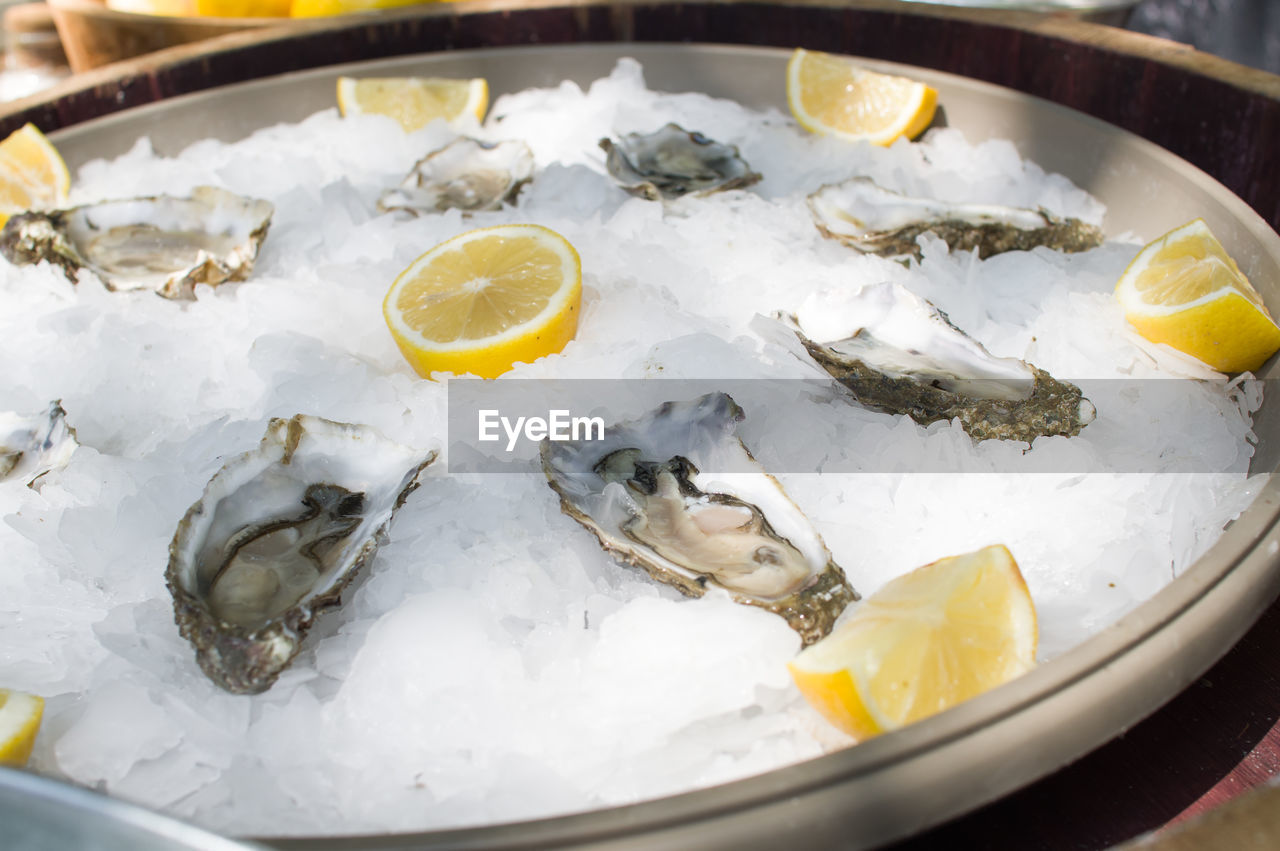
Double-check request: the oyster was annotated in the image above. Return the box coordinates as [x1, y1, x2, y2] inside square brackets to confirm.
[541, 393, 856, 645]
[808, 176, 1104, 259]
[600, 123, 761, 200]
[780, 282, 1094, 442]
[378, 138, 536, 215]
[0, 185, 274, 299]
[167, 415, 435, 694]
[0, 400, 77, 488]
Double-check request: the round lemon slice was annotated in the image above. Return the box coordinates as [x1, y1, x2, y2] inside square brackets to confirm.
[0, 688, 44, 767]
[1115, 218, 1280, 373]
[0, 123, 70, 228]
[786, 47, 938, 146]
[335, 75, 488, 133]
[383, 224, 582, 378]
[788, 544, 1037, 742]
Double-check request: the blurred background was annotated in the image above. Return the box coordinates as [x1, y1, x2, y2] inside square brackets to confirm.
[0, 0, 1277, 104]
[1128, 0, 1280, 73]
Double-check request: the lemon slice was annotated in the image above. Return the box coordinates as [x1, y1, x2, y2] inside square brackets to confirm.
[0, 124, 70, 229]
[1115, 218, 1280, 373]
[383, 224, 582, 378]
[786, 48, 938, 146]
[0, 689, 44, 767]
[291, 0, 432, 16]
[788, 544, 1036, 741]
[335, 76, 488, 133]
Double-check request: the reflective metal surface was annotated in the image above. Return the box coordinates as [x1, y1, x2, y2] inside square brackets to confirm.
[0, 767, 264, 851]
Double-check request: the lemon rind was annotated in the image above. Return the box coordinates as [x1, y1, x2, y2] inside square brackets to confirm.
[0, 689, 43, 765]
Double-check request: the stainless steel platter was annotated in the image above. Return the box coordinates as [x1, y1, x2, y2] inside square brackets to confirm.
[4, 15, 1280, 851]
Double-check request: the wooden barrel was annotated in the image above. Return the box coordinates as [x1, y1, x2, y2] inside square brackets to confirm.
[6, 0, 1278, 233]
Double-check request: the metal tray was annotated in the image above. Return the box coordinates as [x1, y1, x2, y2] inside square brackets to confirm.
[3, 5, 1280, 849]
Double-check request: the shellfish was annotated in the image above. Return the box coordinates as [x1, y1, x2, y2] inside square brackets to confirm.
[541, 393, 856, 645]
[600, 123, 761, 201]
[0, 401, 77, 488]
[166, 415, 435, 694]
[779, 282, 1095, 442]
[808, 177, 1104, 259]
[0, 185, 274, 299]
[378, 138, 535, 215]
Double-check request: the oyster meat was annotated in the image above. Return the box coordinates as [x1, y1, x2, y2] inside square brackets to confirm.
[808, 176, 1104, 259]
[0, 400, 77, 488]
[167, 415, 435, 694]
[541, 393, 856, 645]
[0, 185, 274, 299]
[378, 137, 536, 215]
[779, 282, 1095, 442]
[600, 123, 761, 201]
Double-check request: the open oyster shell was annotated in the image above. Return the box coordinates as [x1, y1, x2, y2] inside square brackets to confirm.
[0, 185, 274, 299]
[600, 123, 761, 201]
[167, 415, 436, 694]
[541, 393, 857, 645]
[808, 176, 1104, 259]
[0, 400, 77, 489]
[780, 282, 1095, 442]
[378, 137, 536, 215]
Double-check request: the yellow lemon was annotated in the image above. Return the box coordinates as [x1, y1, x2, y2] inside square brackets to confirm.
[335, 76, 488, 133]
[195, 0, 291, 16]
[0, 123, 70, 229]
[291, 0, 435, 16]
[788, 544, 1036, 742]
[383, 224, 582, 378]
[786, 47, 938, 146]
[1115, 218, 1280, 373]
[0, 689, 44, 767]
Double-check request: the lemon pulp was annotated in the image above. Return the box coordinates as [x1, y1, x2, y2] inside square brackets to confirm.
[383, 224, 582, 378]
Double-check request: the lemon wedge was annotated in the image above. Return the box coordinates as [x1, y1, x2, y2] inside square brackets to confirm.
[788, 544, 1036, 742]
[0, 124, 70, 229]
[786, 48, 937, 146]
[1115, 218, 1280, 373]
[335, 76, 487, 133]
[0, 689, 44, 767]
[383, 224, 582, 378]
[291, 0, 433, 16]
